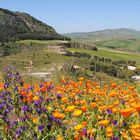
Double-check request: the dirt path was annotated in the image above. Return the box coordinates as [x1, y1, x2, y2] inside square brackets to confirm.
[6, 57, 31, 62]
[26, 72, 51, 78]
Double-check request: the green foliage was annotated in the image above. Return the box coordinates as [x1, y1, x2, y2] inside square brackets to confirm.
[68, 48, 140, 65]
[65, 51, 91, 59]
[0, 8, 70, 42]
[90, 61, 134, 80]
[65, 28, 140, 53]
[69, 41, 98, 51]
[0, 42, 21, 56]
[66, 48, 140, 81]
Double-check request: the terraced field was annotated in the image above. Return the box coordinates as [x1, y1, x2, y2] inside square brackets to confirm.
[68, 48, 140, 66]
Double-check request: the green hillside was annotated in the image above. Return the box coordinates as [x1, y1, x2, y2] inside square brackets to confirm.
[64, 28, 140, 41]
[64, 28, 140, 52]
[95, 39, 140, 52]
[0, 8, 69, 42]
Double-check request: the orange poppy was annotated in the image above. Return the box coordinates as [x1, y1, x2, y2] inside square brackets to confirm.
[106, 127, 113, 138]
[52, 112, 65, 119]
[21, 91, 27, 97]
[121, 108, 134, 117]
[81, 106, 87, 112]
[98, 120, 110, 126]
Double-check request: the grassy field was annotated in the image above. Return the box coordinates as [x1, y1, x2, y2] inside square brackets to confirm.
[0, 48, 129, 85]
[68, 48, 140, 66]
[69, 39, 140, 52]
[95, 39, 140, 51]
[65, 28, 140, 52]
[1, 40, 140, 85]
[0, 49, 93, 83]
[16, 40, 69, 45]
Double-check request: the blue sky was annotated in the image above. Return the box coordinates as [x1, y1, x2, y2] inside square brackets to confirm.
[0, 0, 140, 33]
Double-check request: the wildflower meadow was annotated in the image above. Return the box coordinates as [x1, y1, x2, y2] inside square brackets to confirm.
[0, 66, 140, 140]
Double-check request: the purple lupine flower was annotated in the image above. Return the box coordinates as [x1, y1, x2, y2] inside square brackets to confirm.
[4, 109, 9, 114]
[7, 97, 13, 102]
[10, 121, 16, 129]
[14, 86, 18, 91]
[66, 81, 69, 85]
[36, 108, 42, 114]
[38, 125, 45, 131]
[2, 115, 6, 121]
[120, 99, 125, 105]
[16, 72, 19, 75]
[42, 107, 47, 113]
[15, 129, 22, 137]
[22, 106, 28, 112]
[90, 137, 94, 140]
[56, 119, 63, 125]
[40, 96, 44, 102]
[111, 137, 119, 140]
[0, 95, 4, 98]
[8, 74, 14, 78]
[0, 101, 6, 105]
[47, 124, 53, 130]
[20, 81, 24, 86]
[7, 104, 13, 111]
[40, 84, 44, 88]
[82, 128, 87, 136]
[34, 101, 40, 106]
[0, 105, 3, 110]
[122, 122, 127, 127]
[47, 85, 54, 91]
[49, 116, 56, 121]
[7, 92, 11, 95]
[20, 126, 26, 132]
[112, 120, 118, 126]
[27, 107, 32, 112]
[57, 94, 62, 99]
[4, 83, 8, 89]
[20, 116, 28, 121]
[30, 86, 33, 90]
[46, 98, 54, 102]
[20, 116, 25, 121]
[106, 109, 112, 114]
[51, 137, 56, 140]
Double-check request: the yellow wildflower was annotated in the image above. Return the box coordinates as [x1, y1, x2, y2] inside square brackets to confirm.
[33, 96, 39, 101]
[98, 120, 109, 126]
[74, 124, 83, 131]
[72, 109, 82, 117]
[106, 127, 113, 138]
[65, 105, 75, 112]
[32, 117, 39, 124]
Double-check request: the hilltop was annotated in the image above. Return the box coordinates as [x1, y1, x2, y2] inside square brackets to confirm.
[64, 28, 140, 52]
[64, 28, 140, 41]
[0, 8, 69, 42]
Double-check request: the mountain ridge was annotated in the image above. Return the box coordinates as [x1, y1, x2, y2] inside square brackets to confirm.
[0, 8, 69, 42]
[64, 28, 140, 41]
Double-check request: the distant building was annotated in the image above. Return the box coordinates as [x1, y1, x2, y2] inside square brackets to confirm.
[127, 66, 136, 71]
[131, 75, 140, 81]
[48, 44, 66, 54]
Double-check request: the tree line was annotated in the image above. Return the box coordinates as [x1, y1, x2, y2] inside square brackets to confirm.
[65, 50, 140, 81]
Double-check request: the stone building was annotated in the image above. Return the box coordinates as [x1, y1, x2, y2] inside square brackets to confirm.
[47, 44, 66, 54]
